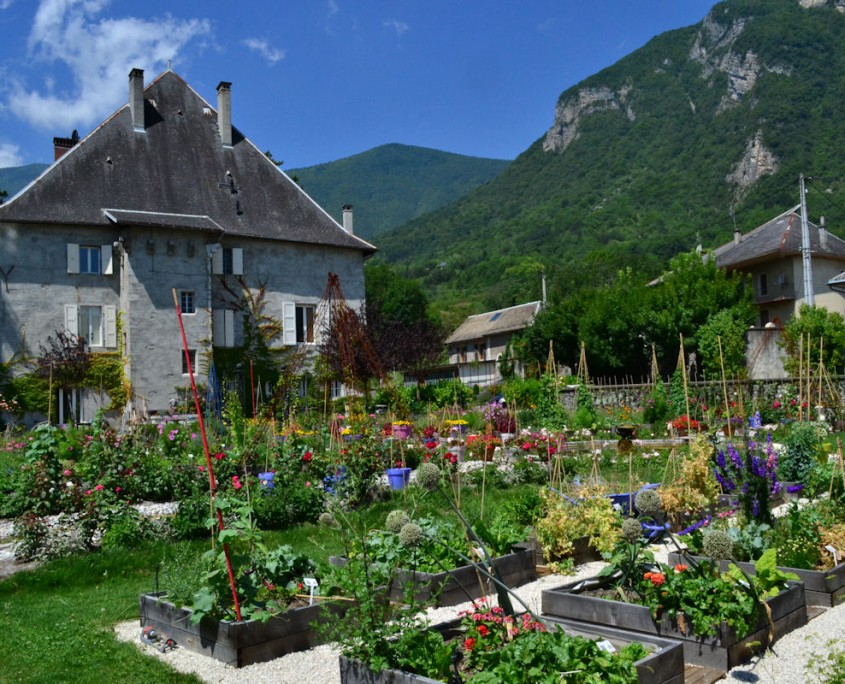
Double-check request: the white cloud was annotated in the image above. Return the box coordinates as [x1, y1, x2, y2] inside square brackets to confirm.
[243, 38, 286, 65]
[6, 0, 211, 130]
[0, 143, 23, 167]
[327, 0, 339, 17]
[0, 1, 15, 10]
[383, 19, 408, 37]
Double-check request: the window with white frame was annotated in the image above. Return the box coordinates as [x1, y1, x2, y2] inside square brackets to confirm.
[475, 342, 486, 362]
[181, 349, 197, 375]
[180, 290, 196, 314]
[283, 302, 318, 345]
[67, 243, 113, 275]
[64, 304, 117, 348]
[211, 247, 243, 275]
[330, 380, 343, 399]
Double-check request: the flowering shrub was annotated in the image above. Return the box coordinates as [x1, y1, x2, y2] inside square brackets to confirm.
[464, 434, 502, 460]
[713, 435, 780, 525]
[669, 415, 700, 432]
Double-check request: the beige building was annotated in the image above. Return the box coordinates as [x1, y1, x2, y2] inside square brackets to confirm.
[445, 301, 541, 387]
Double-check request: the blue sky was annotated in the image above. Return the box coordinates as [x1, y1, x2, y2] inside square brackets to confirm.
[0, 0, 716, 170]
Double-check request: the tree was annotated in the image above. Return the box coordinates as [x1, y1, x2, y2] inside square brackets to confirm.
[33, 330, 91, 421]
[697, 309, 751, 380]
[780, 304, 845, 377]
[364, 264, 445, 373]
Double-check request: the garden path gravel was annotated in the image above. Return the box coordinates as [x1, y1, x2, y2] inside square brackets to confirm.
[114, 546, 843, 683]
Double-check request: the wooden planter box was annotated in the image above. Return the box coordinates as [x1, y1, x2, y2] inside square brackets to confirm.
[338, 616, 684, 684]
[668, 551, 845, 608]
[139, 592, 339, 667]
[515, 535, 602, 569]
[391, 546, 536, 606]
[330, 546, 536, 608]
[541, 579, 807, 670]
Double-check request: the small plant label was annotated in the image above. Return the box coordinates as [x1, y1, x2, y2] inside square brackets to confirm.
[303, 577, 319, 605]
[596, 639, 616, 653]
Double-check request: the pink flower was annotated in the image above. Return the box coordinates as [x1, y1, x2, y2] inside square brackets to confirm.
[198, 465, 205, 472]
[63, 469, 72, 476]
[305, 481, 311, 487]
[115, 486, 121, 493]
[85, 489, 92, 496]
[232, 475, 242, 490]
[94, 484, 104, 491]
[214, 452, 225, 461]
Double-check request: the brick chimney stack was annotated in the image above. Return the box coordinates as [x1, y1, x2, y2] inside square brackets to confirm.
[53, 129, 79, 160]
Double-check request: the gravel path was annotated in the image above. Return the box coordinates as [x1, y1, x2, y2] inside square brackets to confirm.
[114, 547, 842, 683]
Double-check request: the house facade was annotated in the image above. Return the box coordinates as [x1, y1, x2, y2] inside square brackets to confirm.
[0, 68, 375, 422]
[712, 206, 845, 379]
[444, 301, 541, 387]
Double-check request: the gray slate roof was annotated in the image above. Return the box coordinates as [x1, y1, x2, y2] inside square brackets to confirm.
[713, 205, 845, 269]
[0, 70, 376, 254]
[445, 301, 541, 345]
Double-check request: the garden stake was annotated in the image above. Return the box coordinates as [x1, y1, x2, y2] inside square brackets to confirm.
[171, 289, 242, 622]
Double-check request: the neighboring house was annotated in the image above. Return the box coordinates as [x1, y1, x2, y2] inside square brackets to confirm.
[445, 301, 541, 387]
[0, 68, 375, 422]
[712, 205, 845, 379]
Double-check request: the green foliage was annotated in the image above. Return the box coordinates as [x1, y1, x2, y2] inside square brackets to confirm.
[806, 640, 845, 684]
[781, 304, 845, 377]
[290, 143, 510, 239]
[697, 308, 752, 380]
[781, 420, 824, 482]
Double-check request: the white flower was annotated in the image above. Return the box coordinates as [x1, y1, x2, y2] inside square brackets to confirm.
[66, 481, 75, 488]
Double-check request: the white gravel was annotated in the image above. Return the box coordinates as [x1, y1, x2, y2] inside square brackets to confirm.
[114, 545, 844, 683]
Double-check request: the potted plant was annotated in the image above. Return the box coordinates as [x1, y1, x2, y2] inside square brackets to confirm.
[391, 420, 414, 439]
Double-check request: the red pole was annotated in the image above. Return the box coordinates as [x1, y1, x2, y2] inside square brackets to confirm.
[172, 290, 242, 621]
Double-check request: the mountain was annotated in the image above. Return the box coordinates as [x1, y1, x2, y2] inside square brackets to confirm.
[289, 143, 510, 239]
[0, 163, 49, 199]
[374, 0, 845, 312]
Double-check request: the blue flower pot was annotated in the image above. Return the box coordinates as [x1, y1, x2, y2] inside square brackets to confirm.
[386, 467, 412, 490]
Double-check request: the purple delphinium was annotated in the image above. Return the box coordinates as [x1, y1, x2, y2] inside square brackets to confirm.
[678, 515, 712, 536]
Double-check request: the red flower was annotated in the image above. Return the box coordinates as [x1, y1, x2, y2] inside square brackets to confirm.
[214, 452, 225, 461]
[302, 451, 312, 462]
[644, 571, 666, 587]
[477, 625, 489, 637]
[673, 564, 688, 573]
[464, 637, 476, 651]
[425, 440, 438, 449]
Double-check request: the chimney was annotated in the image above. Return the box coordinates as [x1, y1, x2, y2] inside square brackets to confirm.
[217, 81, 232, 146]
[820, 216, 828, 249]
[733, 229, 742, 244]
[129, 68, 145, 131]
[53, 129, 79, 160]
[342, 205, 354, 235]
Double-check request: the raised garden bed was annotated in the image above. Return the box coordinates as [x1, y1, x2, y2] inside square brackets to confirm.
[541, 579, 807, 670]
[668, 551, 845, 608]
[139, 592, 341, 667]
[392, 545, 536, 606]
[338, 616, 685, 684]
[331, 545, 536, 608]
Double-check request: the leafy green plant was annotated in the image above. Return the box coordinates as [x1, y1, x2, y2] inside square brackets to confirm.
[806, 640, 845, 683]
[780, 420, 824, 483]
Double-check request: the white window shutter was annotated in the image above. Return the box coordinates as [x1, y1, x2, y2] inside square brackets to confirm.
[104, 306, 117, 347]
[283, 302, 296, 345]
[65, 304, 79, 336]
[315, 301, 329, 345]
[102, 244, 113, 275]
[67, 244, 80, 274]
[232, 248, 243, 275]
[211, 248, 223, 274]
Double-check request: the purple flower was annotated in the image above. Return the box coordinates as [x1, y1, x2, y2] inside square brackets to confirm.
[787, 484, 804, 493]
[678, 515, 712, 536]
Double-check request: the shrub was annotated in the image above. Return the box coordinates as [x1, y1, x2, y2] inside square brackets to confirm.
[780, 421, 824, 483]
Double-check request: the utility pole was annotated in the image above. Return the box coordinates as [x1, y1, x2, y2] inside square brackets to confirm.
[800, 174, 815, 306]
